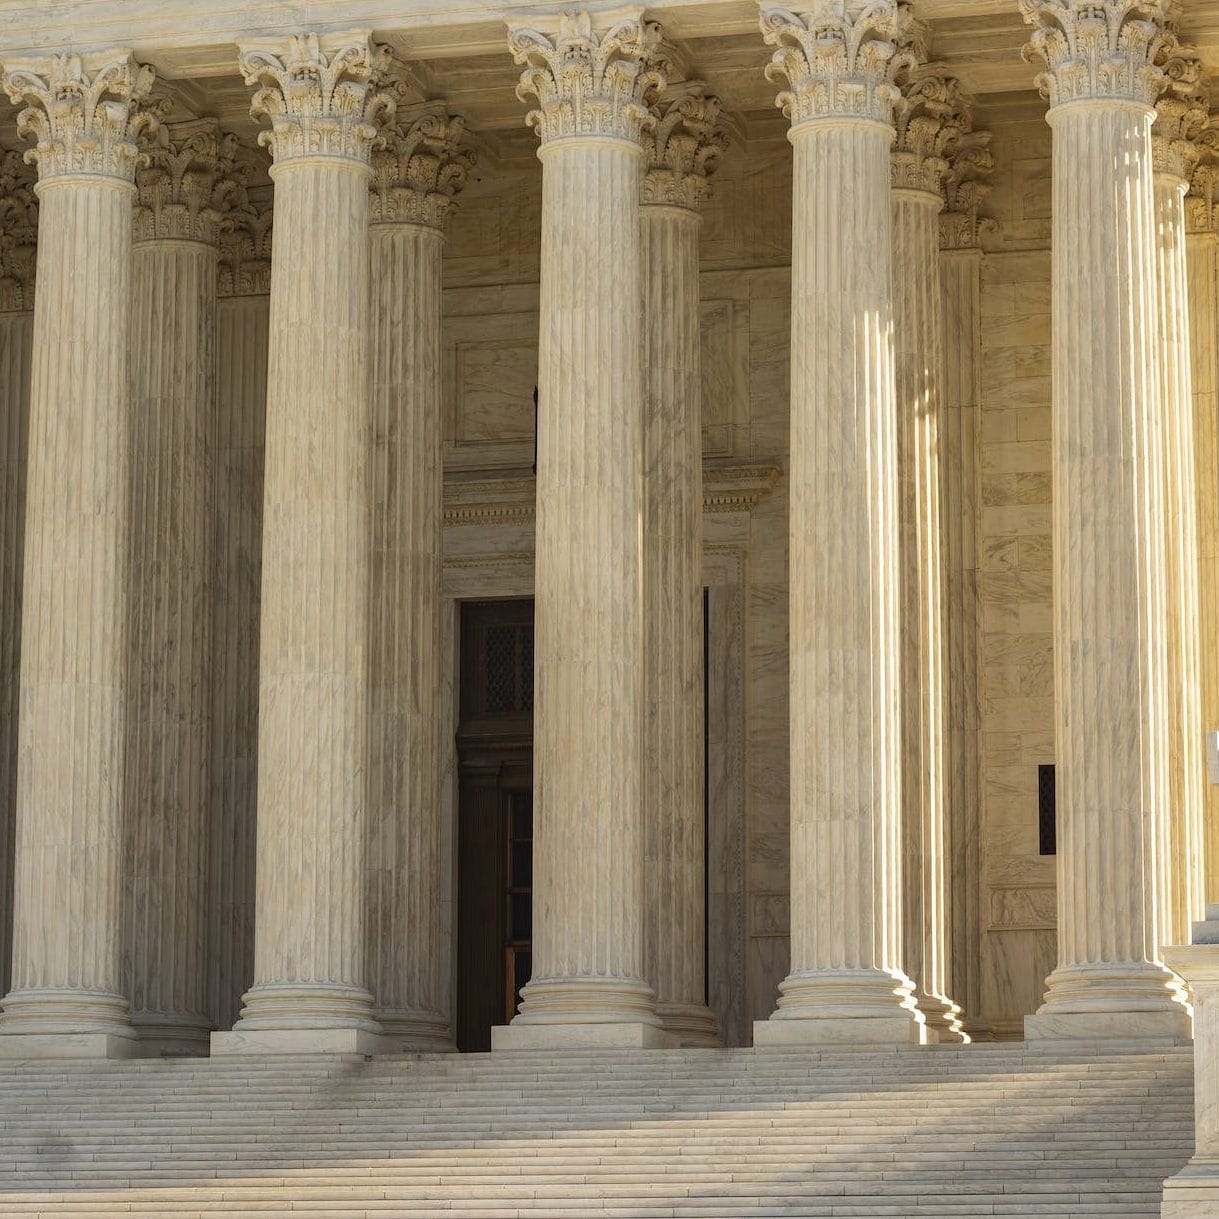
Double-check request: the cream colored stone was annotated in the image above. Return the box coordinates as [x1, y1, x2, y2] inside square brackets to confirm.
[0, 49, 155, 1054]
[1019, 0, 1190, 1040]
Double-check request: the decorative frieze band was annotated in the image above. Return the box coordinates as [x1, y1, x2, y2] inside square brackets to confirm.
[0, 150, 37, 311]
[641, 83, 730, 211]
[759, 1, 914, 127]
[370, 103, 475, 229]
[1019, 0, 1177, 109]
[135, 118, 246, 244]
[508, 10, 667, 145]
[238, 31, 394, 164]
[1, 50, 158, 182]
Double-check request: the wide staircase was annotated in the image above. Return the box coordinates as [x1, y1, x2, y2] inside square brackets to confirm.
[0, 1042, 1195, 1218]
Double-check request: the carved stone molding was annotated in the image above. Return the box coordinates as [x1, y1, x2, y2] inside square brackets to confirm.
[238, 31, 394, 164]
[508, 10, 667, 145]
[134, 118, 247, 244]
[758, 1, 915, 127]
[1019, 0, 1177, 109]
[441, 463, 781, 528]
[1152, 54, 1211, 185]
[1, 50, 157, 182]
[641, 83, 730, 211]
[891, 64, 973, 197]
[370, 103, 475, 229]
[939, 130, 995, 249]
[0, 149, 37, 311]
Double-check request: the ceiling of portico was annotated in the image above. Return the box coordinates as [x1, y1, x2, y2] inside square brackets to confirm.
[1, 0, 1218, 150]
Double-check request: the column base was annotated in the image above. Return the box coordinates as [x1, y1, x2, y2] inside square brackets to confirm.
[915, 990, 969, 1043]
[211, 1027, 397, 1056]
[492, 1021, 679, 1050]
[753, 1014, 930, 1047]
[1161, 1162, 1219, 1217]
[374, 1008, 456, 1053]
[656, 1001, 721, 1048]
[1024, 1009, 1192, 1044]
[0, 1032, 140, 1060]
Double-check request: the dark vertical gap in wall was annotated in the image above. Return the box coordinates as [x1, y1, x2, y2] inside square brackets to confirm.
[1037, 764, 1056, 856]
[704, 587, 710, 1007]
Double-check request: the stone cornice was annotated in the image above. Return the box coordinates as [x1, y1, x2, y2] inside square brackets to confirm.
[443, 462, 781, 527]
[758, 1, 915, 128]
[939, 129, 995, 249]
[1, 49, 158, 183]
[370, 102, 475, 229]
[134, 117, 247, 244]
[0, 149, 37, 312]
[891, 63, 973, 198]
[641, 83, 730, 211]
[1018, 0, 1177, 109]
[508, 9, 667, 146]
[238, 30, 395, 165]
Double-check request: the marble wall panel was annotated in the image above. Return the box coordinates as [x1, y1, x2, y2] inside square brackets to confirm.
[0, 311, 30, 1001]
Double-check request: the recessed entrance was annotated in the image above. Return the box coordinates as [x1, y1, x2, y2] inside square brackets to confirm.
[455, 597, 535, 1052]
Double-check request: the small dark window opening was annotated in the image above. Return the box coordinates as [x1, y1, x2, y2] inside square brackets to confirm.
[1038, 764, 1056, 856]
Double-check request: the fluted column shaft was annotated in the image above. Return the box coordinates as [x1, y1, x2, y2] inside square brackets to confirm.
[367, 219, 449, 1049]
[1025, 96, 1188, 1038]
[893, 187, 964, 1042]
[3, 174, 134, 1039]
[232, 156, 377, 1037]
[641, 201, 717, 1047]
[754, 114, 921, 1047]
[124, 236, 216, 1053]
[1153, 165, 1205, 945]
[503, 135, 659, 1040]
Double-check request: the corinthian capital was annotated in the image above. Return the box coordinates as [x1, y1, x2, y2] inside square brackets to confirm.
[370, 103, 475, 228]
[218, 186, 273, 298]
[0, 150, 37, 311]
[135, 118, 247, 244]
[508, 9, 668, 145]
[891, 65, 973, 197]
[1019, 0, 1178, 109]
[1152, 54, 1211, 183]
[758, 1, 915, 127]
[641, 84, 731, 211]
[1, 50, 157, 182]
[939, 130, 995, 249]
[238, 31, 394, 164]
[1187, 157, 1219, 234]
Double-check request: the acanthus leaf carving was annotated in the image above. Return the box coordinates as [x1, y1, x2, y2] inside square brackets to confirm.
[938, 129, 996, 249]
[891, 63, 974, 198]
[1, 49, 158, 182]
[0, 149, 37, 311]
[1018, 0, 1178, 108]
[641, 83, 733, 211]
[238, 31, 395, 164]
[1187, 150, 1219, 235]
[1151, 52, 1211, 184]
[508, 10, 668, 145]
[758, 1, 915, 127]
[217, 151, 273, 298]
[370, 101, 476, 229]
[134, 117, 248, 244]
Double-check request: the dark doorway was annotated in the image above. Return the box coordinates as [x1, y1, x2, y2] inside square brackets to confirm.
[456, 598, 534, 1052]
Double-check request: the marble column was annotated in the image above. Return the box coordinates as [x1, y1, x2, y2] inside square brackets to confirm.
[123, 120, 240, 1055]
[754, 2, 926, 1046]
[890, 64, 969, 1044]
[1152, 73, 1208, 948]
[1161, 946, 1219, 1215]
[1019, 0, 1190, 1040]
[640, 84, 726, 1049]
[494, 10, 671, 1050]
[366, 104, 472, 1052]
[0, 51, 156, 1058]
[1186, 165, 1219, 902]
[0, 152, 35, 1005]
[213, 32, 393, 1056]
[939, 133, 994, 1041]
